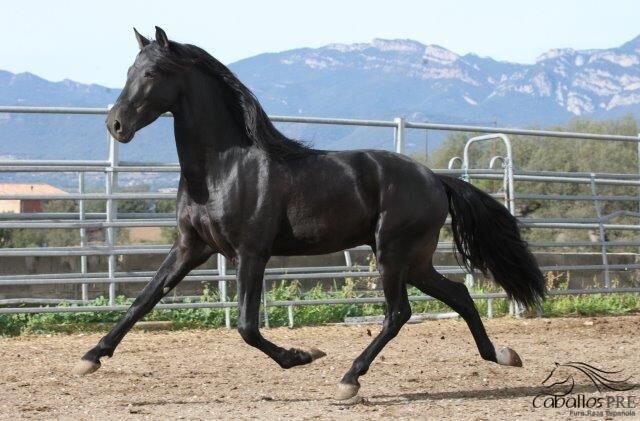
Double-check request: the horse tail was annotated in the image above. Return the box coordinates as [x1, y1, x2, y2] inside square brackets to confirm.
[436, 174, 545, 309]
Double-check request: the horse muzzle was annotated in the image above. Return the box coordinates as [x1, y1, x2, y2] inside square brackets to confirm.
[106, 111, 135, 143]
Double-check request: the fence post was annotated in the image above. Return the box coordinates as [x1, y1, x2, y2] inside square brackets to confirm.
[287, 305, 294, 328]
[590, 174, 610, 288]
[505, 150, 516, 216]
[217, 254, 231, 328]
[343, 250, 353, 268]
[394, 117, 406, 154]
[78, 173, 88, 302]
[106, 104, 118, 307]
[507, 151, 520, 316]
[637, 135, 640, 271]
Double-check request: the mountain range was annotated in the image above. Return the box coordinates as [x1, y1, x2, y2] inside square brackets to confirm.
[234, 35, 640, 126]
[1, 34, 639, 164]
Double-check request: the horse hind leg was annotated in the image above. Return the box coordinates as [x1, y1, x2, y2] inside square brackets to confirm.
[337, 254, 412, 400]
[408, 263, 522, 367]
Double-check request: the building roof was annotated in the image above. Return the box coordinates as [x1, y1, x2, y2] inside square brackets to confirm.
[0, 183, 68, 195]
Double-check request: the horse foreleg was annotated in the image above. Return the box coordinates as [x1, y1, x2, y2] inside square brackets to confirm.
[73, 237, 213, 375]
[236, 254, 325, 368]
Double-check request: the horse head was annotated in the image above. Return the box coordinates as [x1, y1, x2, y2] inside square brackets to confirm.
[106, 27, 184, 143]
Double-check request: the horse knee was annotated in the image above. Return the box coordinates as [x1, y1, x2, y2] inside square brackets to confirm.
[398, 305, 412, 325]
[383, 306, 411, 334]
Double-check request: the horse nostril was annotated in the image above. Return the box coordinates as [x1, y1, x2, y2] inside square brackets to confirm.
[113, 120, 121, 133]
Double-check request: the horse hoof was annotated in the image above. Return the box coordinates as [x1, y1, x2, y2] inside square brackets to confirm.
[307, 348, 326, 361]
[72, 359, 101, 375]
[335, 382, 360, 400]
[495, 346, 523, 367]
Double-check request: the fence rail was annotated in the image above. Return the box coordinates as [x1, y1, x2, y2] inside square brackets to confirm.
[0, 106, 639, 326]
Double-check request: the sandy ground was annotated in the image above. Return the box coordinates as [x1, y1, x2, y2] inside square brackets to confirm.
[0, 315, 638, 420]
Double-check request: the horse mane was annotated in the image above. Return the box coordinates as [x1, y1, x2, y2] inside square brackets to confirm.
[146, 41, 317, 160]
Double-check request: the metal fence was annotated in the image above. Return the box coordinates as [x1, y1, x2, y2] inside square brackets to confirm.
[0, 105, 639, 327]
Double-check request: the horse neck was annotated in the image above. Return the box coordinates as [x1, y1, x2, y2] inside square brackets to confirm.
[172, 70, 257, 170]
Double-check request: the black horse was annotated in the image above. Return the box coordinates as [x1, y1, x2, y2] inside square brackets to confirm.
[74, 27, 545, 400]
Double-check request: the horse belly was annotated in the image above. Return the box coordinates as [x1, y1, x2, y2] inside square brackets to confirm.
[272, 196, 375, 255]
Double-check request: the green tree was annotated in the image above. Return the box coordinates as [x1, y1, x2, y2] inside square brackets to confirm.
[427, 115, 639, 244]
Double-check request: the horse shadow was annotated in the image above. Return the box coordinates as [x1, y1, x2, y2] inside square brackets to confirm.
[261, 382, 638, 406]
[354, 382, 638, 406]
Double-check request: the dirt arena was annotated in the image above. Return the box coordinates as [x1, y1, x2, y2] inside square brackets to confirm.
[1, 315, 638, 420]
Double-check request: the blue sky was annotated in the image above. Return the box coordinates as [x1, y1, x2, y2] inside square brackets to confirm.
[1, 0, 638, 87]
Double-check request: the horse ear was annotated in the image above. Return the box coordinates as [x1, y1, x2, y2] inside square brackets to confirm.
[133, 28, 150, 50]
[155, 26, 170, 49]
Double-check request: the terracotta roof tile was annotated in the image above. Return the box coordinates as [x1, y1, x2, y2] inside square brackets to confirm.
[0, 183, 68, 195]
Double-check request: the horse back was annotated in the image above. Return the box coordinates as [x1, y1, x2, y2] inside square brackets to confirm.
[272, 150, 446, 255]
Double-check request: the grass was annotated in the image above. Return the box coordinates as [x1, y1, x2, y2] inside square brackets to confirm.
[0, 280, 638, 336]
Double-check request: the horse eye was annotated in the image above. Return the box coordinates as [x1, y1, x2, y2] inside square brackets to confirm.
[144, 71, 155, 78]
